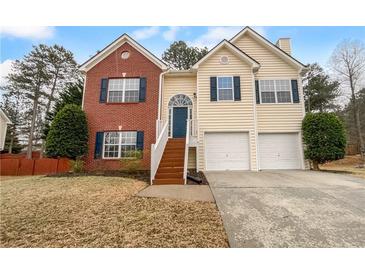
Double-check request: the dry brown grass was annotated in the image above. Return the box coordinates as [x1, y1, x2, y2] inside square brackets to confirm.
[320, 155, 365, 179]
[0, 176, 228, 248]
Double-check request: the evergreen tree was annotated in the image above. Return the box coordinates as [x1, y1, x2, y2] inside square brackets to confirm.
[43, 81, 83, 140]
[302, 113, 346, 170]
[162, 41, 208, 70]
[40, 44, 81, 157]
[303, 63, 340, 112]
[45, 104, 88, 159]
[5, 46, 51, 158]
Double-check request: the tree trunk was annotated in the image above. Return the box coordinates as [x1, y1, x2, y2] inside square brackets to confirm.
[350, 76, 364, 161]
[26, 95, 39, 159]
[8, 132, 14, 154]
[40, 69, 59, 158]
[312, 160, 320, 171]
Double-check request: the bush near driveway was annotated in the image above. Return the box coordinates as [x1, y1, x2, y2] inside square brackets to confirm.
[0, 176, 228, 248]
[302, 112, 346, 170]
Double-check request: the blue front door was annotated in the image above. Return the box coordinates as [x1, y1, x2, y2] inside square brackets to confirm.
[173, 107, 188, 138]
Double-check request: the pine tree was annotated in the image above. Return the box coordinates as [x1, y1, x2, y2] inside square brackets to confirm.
[303, 63, 340, 112]
[4, 47, 51, 158]
[162, 41, 208, 70]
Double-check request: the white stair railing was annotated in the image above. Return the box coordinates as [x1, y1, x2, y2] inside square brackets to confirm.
[156, 119, 165, 139]
[183, 119, 190, 184]
[189, 119, 198, 137]
[150, 120, 169, 184]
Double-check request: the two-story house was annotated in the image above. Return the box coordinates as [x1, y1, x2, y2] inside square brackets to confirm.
[80, 27, 306, 185]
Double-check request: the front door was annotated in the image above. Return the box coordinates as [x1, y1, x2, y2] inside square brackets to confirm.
[172, 107, 188, 138]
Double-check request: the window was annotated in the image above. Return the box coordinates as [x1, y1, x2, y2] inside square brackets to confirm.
[217, 76, 233, 101]
[275, 80, 291, 103]
[108, 78, 140, 103]
[103, 131, 137, 158]
[259, 79, 292, 103]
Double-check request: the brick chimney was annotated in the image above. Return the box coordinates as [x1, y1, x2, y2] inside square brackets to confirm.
[276, 38, 291, 55]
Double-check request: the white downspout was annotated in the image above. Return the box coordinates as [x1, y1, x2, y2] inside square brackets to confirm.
[158, 70, 169, 121]
[81, 73, 87, 110]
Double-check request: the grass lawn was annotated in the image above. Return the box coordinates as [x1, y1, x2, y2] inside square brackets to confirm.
[0, 175, 228, 248]
[320, 155, 365, 179]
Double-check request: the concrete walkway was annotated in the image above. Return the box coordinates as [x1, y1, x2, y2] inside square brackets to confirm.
[206, 170, 365, 248]
[137, 185, 215, 202]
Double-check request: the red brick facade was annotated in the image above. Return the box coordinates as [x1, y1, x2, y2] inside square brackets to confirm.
[83, 42, 162, 170]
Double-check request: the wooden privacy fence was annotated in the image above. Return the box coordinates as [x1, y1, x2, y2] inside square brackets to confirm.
[0, 158, 70, 176]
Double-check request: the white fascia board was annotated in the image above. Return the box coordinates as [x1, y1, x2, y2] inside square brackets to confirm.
[192, 40, 260, 70]
[80, 34, 168, 72]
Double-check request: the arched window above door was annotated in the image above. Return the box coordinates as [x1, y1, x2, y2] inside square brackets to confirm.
[168, 94, 192, 107]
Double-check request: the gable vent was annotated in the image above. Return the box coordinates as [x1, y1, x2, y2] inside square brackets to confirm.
[220, 56, 229, 64]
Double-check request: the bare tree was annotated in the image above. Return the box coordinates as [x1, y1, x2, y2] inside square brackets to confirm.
[329, 39, 365, 161]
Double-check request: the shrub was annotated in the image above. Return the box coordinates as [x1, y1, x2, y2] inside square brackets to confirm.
[302, 112, 346, 170]
[120, 150, 143, 174]
[70, 158, 85, 173]
[45, 104, 88, 159]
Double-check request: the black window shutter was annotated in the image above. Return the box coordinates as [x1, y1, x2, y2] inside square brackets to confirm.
[100, 78, 108, 103]
[139, 77, 147, 102]
[210, 77, 217, 101]
[291, 79, 299, 103]
[255, 80, 260, 104]
[233, 76, 241, 101]
[94, 132, 104, 159]
[136, 131, 144, 151]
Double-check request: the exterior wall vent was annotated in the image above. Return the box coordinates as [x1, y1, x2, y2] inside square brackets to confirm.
[220, 56, 229, 64]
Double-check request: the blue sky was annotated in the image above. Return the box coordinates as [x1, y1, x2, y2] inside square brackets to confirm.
[1, 26, 365, 84]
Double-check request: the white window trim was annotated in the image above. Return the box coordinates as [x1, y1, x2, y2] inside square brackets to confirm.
[102, 131, 137, 159]
[107, 78, 140, 103]
[259, 79, 292, 104]
[216, 76, 234, 102]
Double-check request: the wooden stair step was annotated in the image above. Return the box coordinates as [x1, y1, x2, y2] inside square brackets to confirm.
[162, 153, 184, 158]
[165, 144, 185, 149]
[153, 178, 184, 185]
[161, 155, 184, 161]
[168, 138, 185, 142]
[157, 167, 184, 173]
[155, 172, 183, 179]
[164, 147, 185, 151]
[159, 162, 184, 168]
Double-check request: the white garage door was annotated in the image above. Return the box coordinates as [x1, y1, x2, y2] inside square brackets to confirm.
[258, 133, 301, 170]
[205, 132, 250, 171]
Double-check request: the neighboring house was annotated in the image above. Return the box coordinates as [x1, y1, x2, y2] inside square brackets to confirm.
[0, 109, 12, 151]
[80, 27, 307, 184]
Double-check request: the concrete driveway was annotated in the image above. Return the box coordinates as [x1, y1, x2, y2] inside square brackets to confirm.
[205, 170, 365, 247]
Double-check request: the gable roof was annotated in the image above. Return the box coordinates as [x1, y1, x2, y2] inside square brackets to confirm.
[230, 27, 306, 69]
[79, 33, 168, 72]
[192, 39, 260, 70]
[0, 109, 12, 124]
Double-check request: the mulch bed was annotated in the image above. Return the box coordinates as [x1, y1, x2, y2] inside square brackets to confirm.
[187, 169, 209, 185]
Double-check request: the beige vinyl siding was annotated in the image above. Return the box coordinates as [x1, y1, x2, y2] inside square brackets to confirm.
[233, 34, 298, 78]
[197, 47, 257, 171]
[161, 75, 197, 123]
[233, 33, 305, 132]
[257, 105, 303, 132]
[188, 147, 197, 169]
